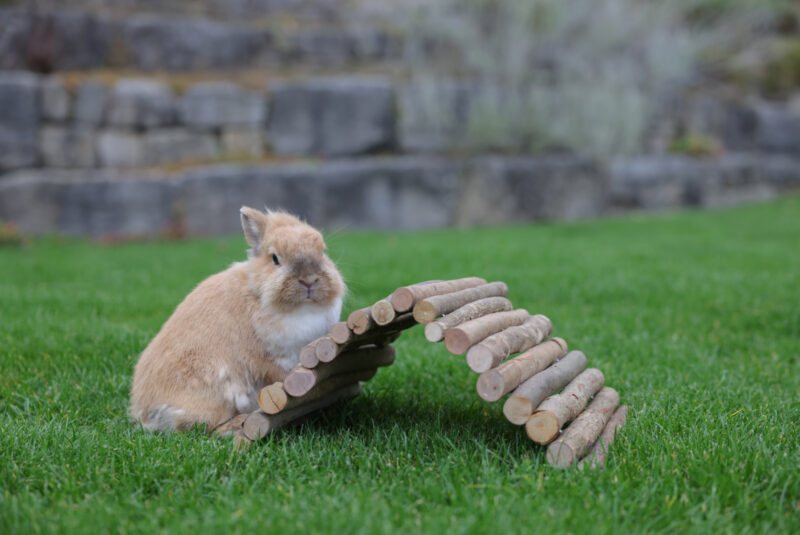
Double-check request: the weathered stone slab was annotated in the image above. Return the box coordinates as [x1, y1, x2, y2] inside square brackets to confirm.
[0, 71, 40, 171]
[268, 77, 395, 156]
[315, 157, 461, 229]
[399, 79, 473, 153]
[609, 156, 701, 210]
[178, 82, 266, 130]
[96, 130, 144, 167]
[40, 125, 97, 168]
[462, 156, 607, 224]
[108, 79, 175, 128]
[221, 127, 265, 157]
[752, 102, 800, 154]
[141, 129, 219, 165]
[41, 77, 70, 121]
[123, 15, 262, 71]
[74, 81, 108, 125]
[0, 169, 180, 238]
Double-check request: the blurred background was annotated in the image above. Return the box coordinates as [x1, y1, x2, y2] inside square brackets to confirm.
[0, 0, 799, 238]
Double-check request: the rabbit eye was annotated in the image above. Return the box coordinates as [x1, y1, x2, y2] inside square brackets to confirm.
[272, 254, 281, 266]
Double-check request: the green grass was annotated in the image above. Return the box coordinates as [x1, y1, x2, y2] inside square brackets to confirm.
[1, 197, 799, 534]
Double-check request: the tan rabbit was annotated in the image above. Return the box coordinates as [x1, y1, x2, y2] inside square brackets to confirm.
[129, 207, 345, 434]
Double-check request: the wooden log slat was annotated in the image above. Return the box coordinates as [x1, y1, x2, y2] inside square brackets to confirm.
[299, 337, 323, 368]
[525, 368, 605, 445]
[466, 314, 553, 373]
[390, 277, 487, 313]
[444, 309, 529, 355]
[371, 299, 396, 326]
[503, 350, 587, 425]
[283, 345, 396, 397]
[412, 282, 509, 324]
[242, 383, 363, 441]
[476, 337, 567, 402]
[424, 297, 513, 343]
[577, 405, 630, 470]
[329, 322, 352, 345]
[347, 307, 375, 335]
[258, 369, 378, 415]
[546, 387, 620, 468]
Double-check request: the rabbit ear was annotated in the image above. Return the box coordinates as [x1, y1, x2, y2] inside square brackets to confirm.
[240, 207, 268, 254]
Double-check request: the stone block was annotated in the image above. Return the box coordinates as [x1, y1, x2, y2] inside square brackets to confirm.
[97, 130, 144, 167]
[0, 71, 40, 171]
[41, 77, 70, 121]
[466, 157, 607, 223]
[40, 125, 96, 168]
[268, 76, 395, 156]
[178, 82, 266, 130]
[399, 79, 472, 153]
[0, 169, 181, 237]
[752, 102, 800, 154]
[141, 129, 220, 165]
[74, 81, 108, 125]
[123, 15, 262, 71]
[315, 157, 460, 229]
[609, 156, 700, 210]
[221, 127, 265, 157]
[108, 79, 175, 128]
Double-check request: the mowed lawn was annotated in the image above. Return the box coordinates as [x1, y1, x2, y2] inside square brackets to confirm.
[1, 197, 798, 534]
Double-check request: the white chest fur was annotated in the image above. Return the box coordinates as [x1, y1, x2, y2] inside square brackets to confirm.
[254, 297, 343, 371]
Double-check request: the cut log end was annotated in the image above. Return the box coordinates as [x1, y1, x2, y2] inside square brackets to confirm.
[546, 441, 577, 468]
[347, 309, 373, 335]
[371, 300, 396, 325]
[283, 368, 316, 397]
[257, 382, 288, 415]
[329, 322, 352, 345]
[315, 337, 339, 363]
[526, 411, 560, 445]
[465, 345, 495, 373]
[390, 287, 415, 313]
[502, 394, 533, 425]
[424, 322, 444, 343]
[299, 340, 320, 368]
[444, 329, 471, 355]
[412, 300, 437, 324]
[242, 411, 271, 441]
[476, 370, 507, 402]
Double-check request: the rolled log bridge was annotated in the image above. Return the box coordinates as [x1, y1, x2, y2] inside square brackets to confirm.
[299, 338, 323, 368]
[242, 382, 363, 441]
[578, 405, 630, 470]
[476, 337, 567, 402]
[546, 387, 620, 468]
[390, 277, 487, 313]
[444, 309, 529, 355]
[347, 307, 375, 335]
[412, 282, 509, 324]
[371, 299, 396, 326]
[466, 314, 553, 373]
[525, 368, 605, 445]
[258, 369, 378, 415]
[329, 322, 352, 345]
[424, 297, 513, 343]
[283, 345, 396, 397]
[503, 350, 587, 425]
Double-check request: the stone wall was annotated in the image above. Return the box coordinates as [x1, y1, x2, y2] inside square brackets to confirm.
[0, 6, 400, 73]
[1, 154, 798, 239]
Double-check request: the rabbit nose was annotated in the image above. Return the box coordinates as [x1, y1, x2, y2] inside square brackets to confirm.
[300, 277, 318, 289]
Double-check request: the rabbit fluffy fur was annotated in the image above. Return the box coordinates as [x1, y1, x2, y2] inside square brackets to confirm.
[129, 208, 345, 433]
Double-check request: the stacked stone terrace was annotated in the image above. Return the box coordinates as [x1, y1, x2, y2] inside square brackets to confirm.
[1, 1, 800, 238]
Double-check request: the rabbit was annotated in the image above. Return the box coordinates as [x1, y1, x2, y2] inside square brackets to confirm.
[129, 207, 345, 435]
